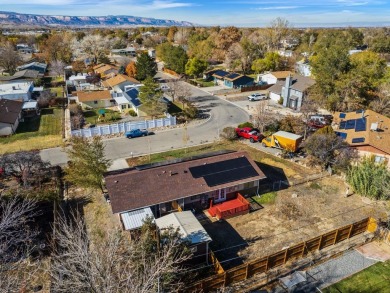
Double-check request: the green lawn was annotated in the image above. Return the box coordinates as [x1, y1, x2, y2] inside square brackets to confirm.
[83, 108, 120, 125]
[323, 261, 390, 293]
[193, 78, 215, 87]
[251, 192, 277, 205]
[50, 87, 64, 97]
[0, 108, 64, 154]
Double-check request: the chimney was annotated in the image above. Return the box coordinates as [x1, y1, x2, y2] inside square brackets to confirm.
[6, 107, 8, 112]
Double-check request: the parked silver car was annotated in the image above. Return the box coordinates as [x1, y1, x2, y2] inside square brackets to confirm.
[248, 93, 266, 101]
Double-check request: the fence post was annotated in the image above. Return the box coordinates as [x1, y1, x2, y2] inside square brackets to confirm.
[347, 224, 353, 239]
[245, 263, 250, 279]
[333, 229, 340, 245]
[283, 248, 288, 264]
[317, 235, 323, 250]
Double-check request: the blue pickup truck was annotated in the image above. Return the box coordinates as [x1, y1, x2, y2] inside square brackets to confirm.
[124, 129, 148, 138]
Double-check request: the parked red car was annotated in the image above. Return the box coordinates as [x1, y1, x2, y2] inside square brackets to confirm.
[235, 127, 264, 143]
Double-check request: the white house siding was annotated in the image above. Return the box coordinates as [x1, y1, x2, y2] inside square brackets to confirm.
[261, 74, 277, 85]
[270, 92, 281, 102]
[0, 121, 18, 136]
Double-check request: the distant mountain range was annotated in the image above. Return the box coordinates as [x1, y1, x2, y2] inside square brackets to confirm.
[0, 11, 194, 27]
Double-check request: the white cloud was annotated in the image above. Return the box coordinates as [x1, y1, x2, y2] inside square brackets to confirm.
[149, 0, 194, 9]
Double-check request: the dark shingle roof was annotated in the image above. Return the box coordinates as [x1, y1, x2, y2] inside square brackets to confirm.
[268, 81, 284, 94]
[290, 75, 315, 92]
[0, 99, 23, 124]
[104, 151, 266, 214]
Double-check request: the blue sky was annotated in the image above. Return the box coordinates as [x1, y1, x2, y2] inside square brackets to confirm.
[1, 0, 390, 27]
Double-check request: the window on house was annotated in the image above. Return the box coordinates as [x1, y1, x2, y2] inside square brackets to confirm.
[190, 246, 197, 253]
[375, 156, 385, 163]
[93, 100, 98, 104]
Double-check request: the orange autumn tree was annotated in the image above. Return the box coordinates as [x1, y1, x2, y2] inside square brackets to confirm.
[126, 61, 137, 78]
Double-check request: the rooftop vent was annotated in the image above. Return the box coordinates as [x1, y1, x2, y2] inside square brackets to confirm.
[370, 123, 378, 131]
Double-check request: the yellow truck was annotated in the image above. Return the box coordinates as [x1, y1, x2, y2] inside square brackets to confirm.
[261, 131, 303, 152]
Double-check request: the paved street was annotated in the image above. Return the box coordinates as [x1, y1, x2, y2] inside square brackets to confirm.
[40, 73, 249, 166]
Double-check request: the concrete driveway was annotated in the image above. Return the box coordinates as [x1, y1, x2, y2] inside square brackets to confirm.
[40, 72, 249, 167]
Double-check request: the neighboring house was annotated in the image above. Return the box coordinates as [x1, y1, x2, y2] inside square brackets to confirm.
[112, 87, 143, 116]
[257, 71, 292, 85]
[111, 47, 136, 57]
[223, 73, 253, 88]
[16, 44, 34, 54]
[94, 64, 118, 79]
[0, 99, 23, 136]
[16, 62, 47, 74]
[104, 150, 267, 230]
[67, 74, 88, 86]
[212, 70, 254, 88]
[102, 74, 140, 92]
[268, 74, 315, 110]
[333, 110, 390, 169]
[155, 211, 212, 264]
[0, 69, 42, 83]
[0, 82, 34, 101]
[75, 90, 114, 109]
[295, 59, 312, 77]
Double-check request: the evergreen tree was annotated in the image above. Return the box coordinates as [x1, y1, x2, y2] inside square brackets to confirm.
[135, 52, 157, 81]
[64, 136, 111, 191]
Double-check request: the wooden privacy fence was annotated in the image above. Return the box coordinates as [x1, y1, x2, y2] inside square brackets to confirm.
[240, 84, 272, 93]
[188, 217, 375, 292]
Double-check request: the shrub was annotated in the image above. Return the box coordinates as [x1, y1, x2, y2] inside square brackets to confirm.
[220, 126, 237, 141]
[347, 156, 390, 200]
[237, 122, 253, 128]
[278, 97, 284, 105]
[127, 109, 137, 117]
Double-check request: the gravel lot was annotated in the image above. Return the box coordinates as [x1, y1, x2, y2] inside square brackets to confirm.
[308, 250, 378, 289]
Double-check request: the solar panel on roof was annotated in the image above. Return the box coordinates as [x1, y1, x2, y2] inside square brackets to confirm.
[189, 157, 252, 178]
[355, 109, 363, 113]
[339, 121, 346, 129]
[226, 73, 240, 79]
[203, 165, 259, 187]
[345, 119, 356, 129]
[339, 113, 346, 118]
[355, 118, 366, 132]
[352, 137, 365, 143]
[336, 132, 347, 139]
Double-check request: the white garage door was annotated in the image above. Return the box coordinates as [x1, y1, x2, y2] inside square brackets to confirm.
[270, 92, 281, 102]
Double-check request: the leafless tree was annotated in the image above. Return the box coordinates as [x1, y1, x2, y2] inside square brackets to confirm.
[49, 60, 66, 77]
[167, 80, 191, 104]
[252, 100, 274, 133]
[370, 82, 390, 116]
[37, 90, 54, 108]
[72, 34, 112, 63]
[0, 42, 22, 75]
[300, 98, 319, 139]
[174, 28, 191, 45]
[50, 212, 191, 293]
[0, 151, 51, 188]
[0, 196, 39, 292]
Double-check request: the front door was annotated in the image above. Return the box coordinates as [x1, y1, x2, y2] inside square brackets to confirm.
[215, 188, 226, 203]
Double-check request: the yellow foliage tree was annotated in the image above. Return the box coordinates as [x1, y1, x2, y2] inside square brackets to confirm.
[125, 61, 137, 78]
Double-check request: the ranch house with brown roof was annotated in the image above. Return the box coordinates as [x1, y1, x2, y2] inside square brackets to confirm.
[104, 150, 267, 231]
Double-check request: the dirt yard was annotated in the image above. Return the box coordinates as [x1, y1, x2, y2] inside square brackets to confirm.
[203, 176, 389, 269]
